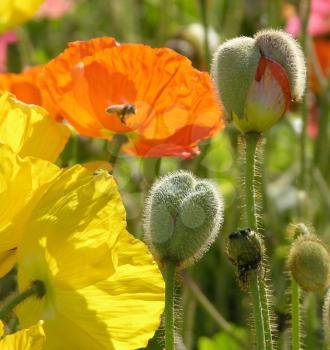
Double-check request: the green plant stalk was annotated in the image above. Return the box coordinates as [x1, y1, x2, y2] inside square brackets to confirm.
[259, 278, 274, 350]
[244, 133, 266, 350]
[165, 261, 176, 350]
[249, 270, 266, 350]
[0, 282, 43, 320]
[244, 133, 259, 230]
[291, 277, 301, 350]
[244, 133, 275, 349]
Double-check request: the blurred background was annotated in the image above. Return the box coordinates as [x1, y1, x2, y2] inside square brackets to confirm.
[1, 0, 330, 349]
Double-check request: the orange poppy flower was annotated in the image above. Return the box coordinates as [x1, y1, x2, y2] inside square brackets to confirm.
[39, 37, 224, 158]
[0, 65, 61, 120]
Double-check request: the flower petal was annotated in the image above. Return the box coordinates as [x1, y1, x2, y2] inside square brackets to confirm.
[0, 144, 60, 276]
[17, 231, 164, 350]
[0, 0, 44, 33]
[0, 322, 45, 350]
[0, 92, 69, 161]
[39, 37, 224, 158]
[17, 166, 126, 290]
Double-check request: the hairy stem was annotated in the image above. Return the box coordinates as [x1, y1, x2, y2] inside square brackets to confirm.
[244, 133, 274, 350]
[244, 133, 259, 230]
[165, 261, 176, 350]
[291, 277, 301, 350]
[259, 278, 274, 350]
[249, 270, 266, 350]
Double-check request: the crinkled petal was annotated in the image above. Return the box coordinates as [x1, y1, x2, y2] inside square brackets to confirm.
[17, 166, 126, 290]
[39, 37, 223, 158]
[0, 92, 69, 161]
[0, 322, 45, 350]
[17, 231, 164, 350]
[0, 144, 60, 276]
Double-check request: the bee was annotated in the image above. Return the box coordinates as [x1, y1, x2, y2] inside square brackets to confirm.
[106, 104, 136, 124]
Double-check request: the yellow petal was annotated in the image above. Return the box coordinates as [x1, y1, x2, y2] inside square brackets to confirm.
[0, 320, 4, 337]
[17, 166, 126, 291]
[0, 144, 60, 276]
[17, 231, 164, 350]
[0, 92, 70, 162]
[0, 0, 44, 32]
[0, 322, 45, 350]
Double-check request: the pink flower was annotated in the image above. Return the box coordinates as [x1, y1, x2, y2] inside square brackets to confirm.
[285, 0, 330, 37]
[37, 0, 74, 19]
[0, 32, 17, 72]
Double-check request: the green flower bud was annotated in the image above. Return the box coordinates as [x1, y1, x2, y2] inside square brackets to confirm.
[212, 29, 306, 133]
[226, 228, 264, 277]
[288, 235, 330, 292]
[143, 171, 224, 267]
[286, 222, 312, 240]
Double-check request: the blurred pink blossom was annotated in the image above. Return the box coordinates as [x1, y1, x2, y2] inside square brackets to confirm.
[0, 32, 17, 72]
[285, 0, 330, 37]
[37, 0, 74, 19]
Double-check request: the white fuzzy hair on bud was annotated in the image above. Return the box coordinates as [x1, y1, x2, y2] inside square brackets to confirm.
[143, 170, 224, 268]
[254, 29, 306, 101]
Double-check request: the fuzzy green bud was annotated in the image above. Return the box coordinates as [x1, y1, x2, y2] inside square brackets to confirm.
[212, 29, 306, 133]
[143, 171, 224, 267]
[227, 228, 264, 275]
[288, 235, 330, 292]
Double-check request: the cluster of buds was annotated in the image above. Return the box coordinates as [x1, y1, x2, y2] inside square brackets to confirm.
[143, 171, 224, 268]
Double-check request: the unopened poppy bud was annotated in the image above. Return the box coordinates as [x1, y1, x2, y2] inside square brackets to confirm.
[227, 228, 264, 274]
[212, 29, 306, 133]
[143, 171, 224, 267]
[288, 235, 330, 292]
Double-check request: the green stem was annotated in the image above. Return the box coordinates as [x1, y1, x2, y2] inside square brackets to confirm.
[165, 262, 176, 350]
[259, 279, 274, 350]
[108, 134, 128, 166]
[244, 133, 259, 230]
[244, 133, 274, 350]
[249, 270, 266, 350]
[0, 281, 44, 320]
[291, 277, 301, 350]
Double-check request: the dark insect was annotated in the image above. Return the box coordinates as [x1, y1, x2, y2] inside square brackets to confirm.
[106, 104, 136, 124]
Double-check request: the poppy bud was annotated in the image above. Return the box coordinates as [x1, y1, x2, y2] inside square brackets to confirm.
[212, 29, 306, 133]
[143, 171, 224, 267]
[288, 235, 330, 292]
[226, 228, 264, 283]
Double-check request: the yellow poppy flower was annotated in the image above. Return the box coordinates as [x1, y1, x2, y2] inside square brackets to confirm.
[15, 166, 165, 350]
[0, 0, 44, 33]
[0, 144, 61, 277]
[0, 92, 70, 162]
[0, 321, 45, 349]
